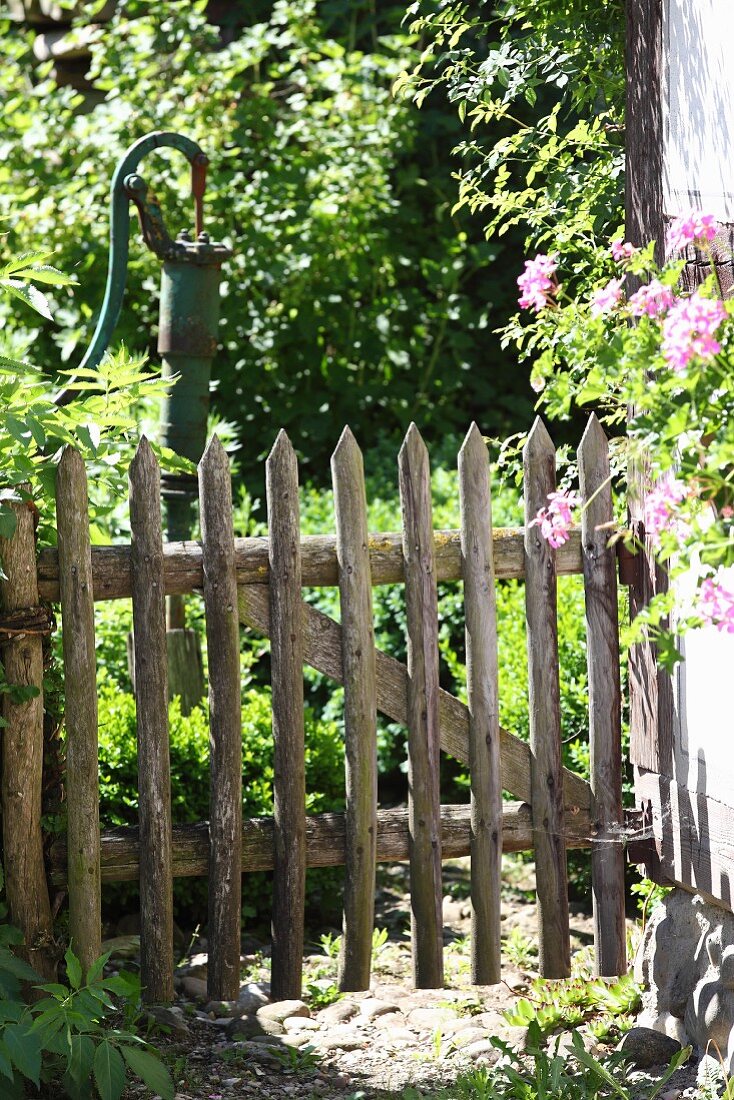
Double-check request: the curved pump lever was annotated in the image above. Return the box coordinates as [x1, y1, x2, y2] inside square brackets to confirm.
[54, 130, 209, 407]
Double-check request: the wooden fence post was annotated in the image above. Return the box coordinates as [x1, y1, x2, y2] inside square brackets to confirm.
[578, 414, 626, 977]
[267, 431, 306, 1001]
[458, 424, 502, 986]
[523, 418, 571, 979]
[331, 428, 377, 992]
[0, 489, 55, 979]
[130, 439, 174, 1004]
[399, 424, 444, 990]
[56, 447, 101, 976]
[199, 437, 243, 1001]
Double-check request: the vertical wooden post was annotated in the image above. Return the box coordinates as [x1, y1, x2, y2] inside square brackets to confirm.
[331, 427, 377, 992]
[458, 424, 502, 986]
[56, 447, 101, 976]
[523, 418, 571, 979]
[399, 424, 444, 990]
[129, 439, 174, 1004]
[267, 431, 306, 1001]
[0, 490, 54, 979]
[199, 437, 243, 1001]
[578, 415, 626, 977]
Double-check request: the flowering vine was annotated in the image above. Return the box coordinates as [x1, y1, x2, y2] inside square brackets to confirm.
[511, 209, 734, 659]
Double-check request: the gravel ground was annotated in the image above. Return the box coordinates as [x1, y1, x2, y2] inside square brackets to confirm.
[108, 859, 711, 1099]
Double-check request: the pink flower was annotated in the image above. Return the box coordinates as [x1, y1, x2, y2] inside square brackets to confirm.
[661, 292, 727, 372]
[529, 489, 580, 549]
[643, 475, 688, 547]
[721, 505, 734, 519]
[611, 240, 637, 262]
[517, 254, 558, 312]
[698, 571, 734, 634]
[590, 278, 623, 317]
[628, 279, 676, 318]
[666, 210, 719, 252]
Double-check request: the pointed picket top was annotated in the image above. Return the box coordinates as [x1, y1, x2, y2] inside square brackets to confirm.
[130, 434, 159, 481]
[398, 421, 429, 471]
[267, 428, 296, 467]
[458, 422, 488, 469]
[331, 425, 362, 468]
[523, 416, 555, 463]
[58, 442, 85, 483]
[578, 412, 608, 466]
[199, 433, 230, 478]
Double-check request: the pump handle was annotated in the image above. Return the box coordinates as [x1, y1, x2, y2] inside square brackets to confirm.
[54, 131, 208, 407]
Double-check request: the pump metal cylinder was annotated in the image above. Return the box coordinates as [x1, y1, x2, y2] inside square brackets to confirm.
[158, 232, 231, 544]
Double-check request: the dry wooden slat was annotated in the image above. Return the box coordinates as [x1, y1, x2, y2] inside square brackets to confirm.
[267, 432, 306, 1001]
[129, 438, 174, 1004]
[36, 528, 586, 601]
[238, 585, 592, 812]
[458, 425, 502, 986]
[56, 447, 101, 976]
[523, 418, 571, 979]
[199, 437, 243, 1001]
[399, 425, 443, 990]
[578, 415, 626, 977]
[331, 428, 377, 992]
[0, 490, 55, 979]
[48, 801, 593, 885]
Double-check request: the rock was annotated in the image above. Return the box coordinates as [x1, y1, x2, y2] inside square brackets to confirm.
[237, 986, 270, 1014]
[257, 999, 310, 1024]
[360, 999, 399, 1020]
[317, 1000, 359, 1025]
[226, 1014, 266, 1040]
[204, 999, 240, 1018]
[315, 1028, 368, 1052]
[451, 1027, 491, 1048]
[407, 1006, 458, 1030]
[618, 1027, 683, 1069]
[466, 1038, 500, 1060]
[100, 935, 140, 961]
[181, 976, 208, 1001]
[495, 1024, 528, 1051]
[283, 1016, 320, 1032]
[144, 1005, 190, 1039]
[372, 1011, 408, 1031]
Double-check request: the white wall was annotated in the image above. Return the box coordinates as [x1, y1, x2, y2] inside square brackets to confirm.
[664, 0, 734, 221]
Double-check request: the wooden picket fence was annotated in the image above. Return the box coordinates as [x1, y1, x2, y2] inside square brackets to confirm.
[0, 414, 627, 1005]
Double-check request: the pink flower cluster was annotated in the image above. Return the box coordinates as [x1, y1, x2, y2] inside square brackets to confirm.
[698, 571, 734, 634]
[666, 210, 718, 253]
[517, 254, 558, 311]
[611, 240, 637, 262]
[661, 291, 727, 372]
[628, 279, 675, 318]
[643, 475, 688, 547]
[590, 278, 623, 318]
[529, 489, 580, 549]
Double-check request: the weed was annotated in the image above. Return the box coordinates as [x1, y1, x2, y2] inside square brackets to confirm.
[304, 980, 342, 1009]
[502, 971, 640, 1040]
[502, 927, 538, 969]
[271, 1043, 321, 1072]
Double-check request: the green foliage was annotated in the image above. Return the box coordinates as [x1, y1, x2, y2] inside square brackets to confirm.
[403, 1, 625, 282]
[95, 674, 345, 924]
[0, 935, 173, 1100]
[394, 1025, 690, 1099]
[0, 0, 529, 483]
[502, 972, 640, 1041]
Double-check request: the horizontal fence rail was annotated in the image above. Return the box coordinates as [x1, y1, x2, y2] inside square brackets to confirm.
[1, 413, 627, 1005]
[35, 528, 586, 601]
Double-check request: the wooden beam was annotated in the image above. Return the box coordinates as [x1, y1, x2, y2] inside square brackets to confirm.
[36, 528, 586, 602]
[47, 802, 593, 886]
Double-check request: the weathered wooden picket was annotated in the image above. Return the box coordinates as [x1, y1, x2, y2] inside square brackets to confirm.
[0, 414, 627, 1006]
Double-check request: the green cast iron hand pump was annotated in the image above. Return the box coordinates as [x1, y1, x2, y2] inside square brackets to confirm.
[55, 130, 231, 556]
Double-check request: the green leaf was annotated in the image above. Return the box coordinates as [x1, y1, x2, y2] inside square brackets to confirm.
[65, 946, 83, 990]
[0, 509, 17, 540]
[86, 952, 111, 986]
[68, 1034, 96, 1087]
[93, 1040, 126, 1100]
[2, 280, 53, 321]
[121, 1045, 175, 1100]
[4, 1022, 41, 1087]
[0, 948, 42, 982]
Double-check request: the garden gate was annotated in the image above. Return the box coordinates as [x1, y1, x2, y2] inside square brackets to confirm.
[0, 415, 627, 1005]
